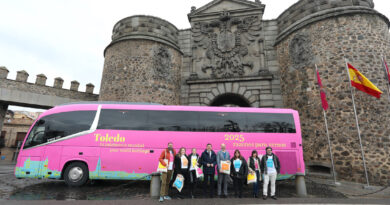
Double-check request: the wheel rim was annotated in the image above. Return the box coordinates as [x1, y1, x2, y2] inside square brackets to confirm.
[68, 167, 83, 182]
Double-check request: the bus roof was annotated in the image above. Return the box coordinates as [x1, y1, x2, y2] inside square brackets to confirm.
[59, 101, 162, 106]
[41, 102, 298, 118]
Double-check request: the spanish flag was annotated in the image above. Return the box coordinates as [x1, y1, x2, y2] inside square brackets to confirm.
[348, 63, 383, 99]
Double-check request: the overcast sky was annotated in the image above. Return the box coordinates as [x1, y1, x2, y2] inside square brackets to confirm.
[1, 0, 389, 111]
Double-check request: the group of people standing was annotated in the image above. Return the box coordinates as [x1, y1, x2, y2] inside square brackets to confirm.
[158, 142, 281, 202]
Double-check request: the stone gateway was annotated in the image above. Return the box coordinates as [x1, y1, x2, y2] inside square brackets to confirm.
[98, 0, 390, 185]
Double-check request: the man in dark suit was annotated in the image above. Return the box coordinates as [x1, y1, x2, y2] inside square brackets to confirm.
[200, 143, 217, 198]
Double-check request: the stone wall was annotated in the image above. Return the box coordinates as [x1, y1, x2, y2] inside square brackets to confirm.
[100, 16, 182, 105]
[178, 29, 192, 105]
[184, 0, 283, 107]
[2, 119, 32, 147]
[276, 10, 390, 185]
[107, 15, 180, 53]
[277, 0, 374, 36]
[0, 67, 98, 109]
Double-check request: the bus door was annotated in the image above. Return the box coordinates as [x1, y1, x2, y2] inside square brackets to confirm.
[17, 119, 46, 178]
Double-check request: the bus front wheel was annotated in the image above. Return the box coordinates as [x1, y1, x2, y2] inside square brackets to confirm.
[64, 162, 89, 187]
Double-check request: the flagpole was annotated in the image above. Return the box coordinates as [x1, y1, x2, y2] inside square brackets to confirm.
[315, 64, 337, 185]
[381, 55, 390, 102]
[344, 58, 370, 187]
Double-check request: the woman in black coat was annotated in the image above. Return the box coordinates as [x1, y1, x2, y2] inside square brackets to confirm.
[230, 149, 248, 198]
[173, 147, 190, 198]
[188, 148, 200, 198]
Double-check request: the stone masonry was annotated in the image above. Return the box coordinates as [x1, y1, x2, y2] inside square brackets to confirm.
[0, 67, 98, 109]
[99, 16, 182, 105]
[98, 0, 390, 185]
[0, 67, 98, 135]
[1, 0, 389, 185]
[275, 1, 390, 185]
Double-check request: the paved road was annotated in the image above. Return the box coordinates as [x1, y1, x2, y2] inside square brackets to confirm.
[1, 198, 390, 204]
[0, 163, 14, 176]
[1, 163, 389, 204]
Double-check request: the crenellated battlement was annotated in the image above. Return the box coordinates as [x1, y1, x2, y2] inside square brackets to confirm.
[275, 0, 389, 45]
[0, 66, 95, 94]
[104, 15, 181, 56]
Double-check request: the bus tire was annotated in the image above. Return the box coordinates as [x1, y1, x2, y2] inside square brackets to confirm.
[64, 162, 89, 187]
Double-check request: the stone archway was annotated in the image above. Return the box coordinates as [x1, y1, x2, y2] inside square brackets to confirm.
[210, 93, 251, 107]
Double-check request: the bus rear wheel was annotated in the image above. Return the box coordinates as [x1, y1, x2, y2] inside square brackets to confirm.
[64, 162, 89, 187]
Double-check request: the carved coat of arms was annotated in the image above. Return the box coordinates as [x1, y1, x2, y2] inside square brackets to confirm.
[192, 11, 262, 78]
[153, 46, 172, 80]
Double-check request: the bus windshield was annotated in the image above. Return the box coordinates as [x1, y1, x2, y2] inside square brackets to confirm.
[23, 111, 96, 149]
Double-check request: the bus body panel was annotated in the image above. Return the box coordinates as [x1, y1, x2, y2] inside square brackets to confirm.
[15, 146, 45, 178]
[42, 146, 63, 179]
[15, 104, 305, 181]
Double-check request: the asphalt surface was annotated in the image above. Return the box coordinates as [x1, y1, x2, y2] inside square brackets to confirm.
[1, 162, 390, 204]
[2, 198, 390, 204]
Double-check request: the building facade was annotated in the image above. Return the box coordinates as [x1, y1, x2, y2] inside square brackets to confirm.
[0, 111, 39, 162]
[99, 0, 390, 185]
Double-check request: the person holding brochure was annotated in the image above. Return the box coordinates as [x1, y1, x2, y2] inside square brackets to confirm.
[188, 148, 200, 198]
[172, 147, 190, 199]
[216, 143, 231, 198]
[247, 150, 262, 198]
[159, 142, 176, 202]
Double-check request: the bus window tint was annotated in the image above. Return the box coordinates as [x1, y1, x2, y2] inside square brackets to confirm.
[147, 111, 199, 131]
[24, 111, 96, 149]
[97, 109, 295, 133]
[246, 113, 296, 133]
[198, 112, 246, 132]
[97, 110, 148, 130]
[45, 111, 96, 140]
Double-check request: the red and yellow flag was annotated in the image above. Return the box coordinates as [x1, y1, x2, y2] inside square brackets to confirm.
[348, 63, 383, 98]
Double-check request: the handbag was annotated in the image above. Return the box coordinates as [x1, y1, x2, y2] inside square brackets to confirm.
[157, 151, 168, 173]
[247, 172, 257, 184]
[220, 160, 231, 175]
[173, 174, 185, 192]
[157, 159, 168, 173]
[195, 166, 204, 178]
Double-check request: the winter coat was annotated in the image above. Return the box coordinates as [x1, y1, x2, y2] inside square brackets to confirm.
[173, 154, 189, 174]
[216, 150, 231, 171]
[247, 156, 262, 173]
[159, 148, 176, 167]
[230, 157, 248, 179]
[200, 149, 217, 175]
[260, 153, 281, 174]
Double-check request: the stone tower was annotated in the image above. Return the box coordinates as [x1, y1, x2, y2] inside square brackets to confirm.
[275, 0, 390, 184]
[99, 15, 182, 105]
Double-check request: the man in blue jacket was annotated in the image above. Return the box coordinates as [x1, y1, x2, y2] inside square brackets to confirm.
[200, 143, 217, 198]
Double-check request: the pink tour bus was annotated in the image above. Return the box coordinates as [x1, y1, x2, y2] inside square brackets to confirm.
[15, 102, 305, 186]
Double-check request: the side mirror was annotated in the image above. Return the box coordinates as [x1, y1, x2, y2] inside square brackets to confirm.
[37, 119, 45, 125]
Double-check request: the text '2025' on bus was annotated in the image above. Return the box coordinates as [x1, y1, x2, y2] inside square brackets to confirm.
[15, 102, 304, 186]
